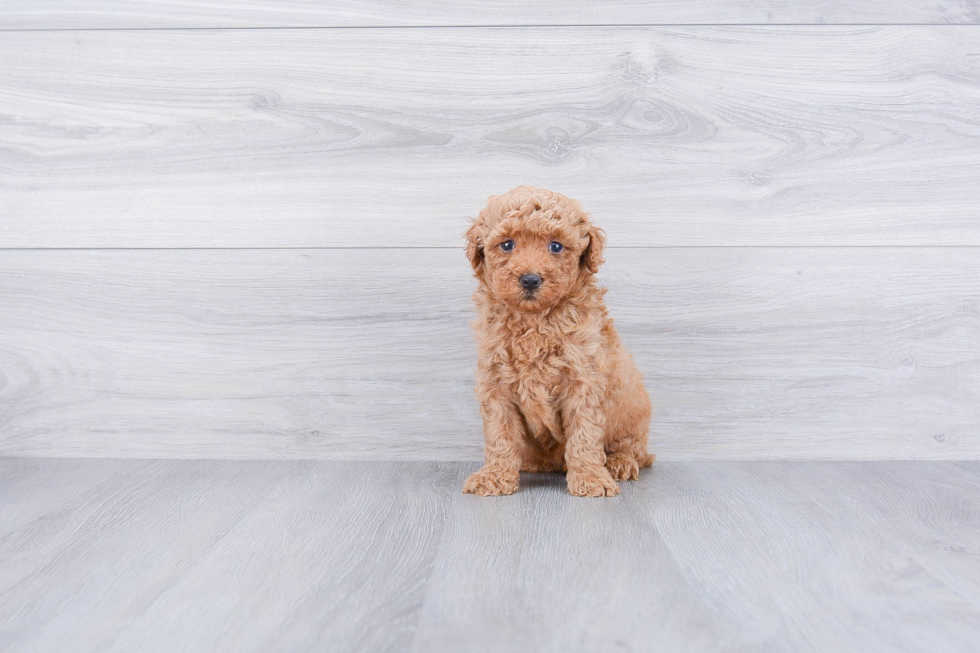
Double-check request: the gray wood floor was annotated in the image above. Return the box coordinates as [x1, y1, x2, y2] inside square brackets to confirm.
[2, 459, 979, 652]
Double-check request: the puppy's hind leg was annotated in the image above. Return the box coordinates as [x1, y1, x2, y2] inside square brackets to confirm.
[605, 430, 655, 480]
[605, 393, 655, 482]
[605, 451, 641, 481]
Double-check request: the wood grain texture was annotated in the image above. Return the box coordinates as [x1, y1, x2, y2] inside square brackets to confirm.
[1, 247, 978, 460]
[412, 463, 742, 651]
[648, 462, 980, 652]
[1, 459, 979, 652]
[0, 460, 460, 653]
[2, 27, 980, 247]
[414, 461, 980, 652]
[0, 458, 139, 539]
[101, 461, 458, 653]
[3, 1, 980, 29]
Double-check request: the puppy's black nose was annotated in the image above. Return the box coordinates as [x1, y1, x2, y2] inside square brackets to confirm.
[520, 273, 542, 291]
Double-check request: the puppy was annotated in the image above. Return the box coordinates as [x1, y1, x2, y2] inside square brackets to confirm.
[462, 185, 654, 497]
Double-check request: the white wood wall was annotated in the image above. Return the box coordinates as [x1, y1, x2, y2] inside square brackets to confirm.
[1, 3, 978, 460]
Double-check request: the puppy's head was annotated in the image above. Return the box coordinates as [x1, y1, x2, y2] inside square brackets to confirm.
[464, 185, 606, 312]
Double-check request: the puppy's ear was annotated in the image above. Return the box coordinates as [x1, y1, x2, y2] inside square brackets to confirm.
[464, 218, 485, 272]
[581, 224, 606, 274]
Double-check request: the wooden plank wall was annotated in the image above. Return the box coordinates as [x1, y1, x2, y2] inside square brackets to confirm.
[1, 3, 978, 459]
[2, 1, 979, 28]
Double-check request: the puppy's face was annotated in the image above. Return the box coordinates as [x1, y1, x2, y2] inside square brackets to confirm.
[466, 187, 605, 312]
[481, 222, 585, 311]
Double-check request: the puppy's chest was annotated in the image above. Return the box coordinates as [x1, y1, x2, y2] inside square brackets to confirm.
[504, 332, 565, 383]
[499, 333, 569, 432]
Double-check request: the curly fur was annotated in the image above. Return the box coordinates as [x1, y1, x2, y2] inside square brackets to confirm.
[462, 185, 654, 497]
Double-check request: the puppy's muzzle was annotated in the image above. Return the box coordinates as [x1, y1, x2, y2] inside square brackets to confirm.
[519, 273, 542, 295]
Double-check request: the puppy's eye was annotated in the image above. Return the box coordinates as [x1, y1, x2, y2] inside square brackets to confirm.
[500, 240, 515, 252]
[549, 241, 564, 253]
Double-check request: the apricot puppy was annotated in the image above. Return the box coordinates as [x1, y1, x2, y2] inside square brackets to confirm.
[462, 186, 654, 498]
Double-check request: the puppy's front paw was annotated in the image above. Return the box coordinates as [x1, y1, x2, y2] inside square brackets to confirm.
[567, 466, 620, 497]
[463, 467, 519, 496]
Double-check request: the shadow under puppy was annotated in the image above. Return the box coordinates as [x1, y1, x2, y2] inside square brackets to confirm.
[463, 186, 654, 497]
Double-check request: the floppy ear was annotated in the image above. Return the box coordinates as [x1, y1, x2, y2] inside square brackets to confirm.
[464, 218, 485, 271]
[581, 224, 606, 274]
